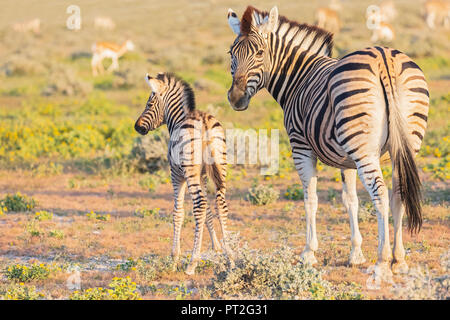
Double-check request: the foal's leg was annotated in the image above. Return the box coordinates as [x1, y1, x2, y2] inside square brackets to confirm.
[171, 177, 186, 270]
[341, 169, 366, 265]
[202, 174, 221, 252]
[185, 172, 208, 275]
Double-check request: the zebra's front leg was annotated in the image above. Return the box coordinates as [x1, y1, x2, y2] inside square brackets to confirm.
[297, 156, 319, 265]
[341, 169, 366, 265]
[185, 175, 208, 275]
[171, 178, 187, 271]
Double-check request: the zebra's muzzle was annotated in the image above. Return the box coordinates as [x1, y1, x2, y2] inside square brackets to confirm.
[134, 120, 149, 135]
[227, 86, 249, 111]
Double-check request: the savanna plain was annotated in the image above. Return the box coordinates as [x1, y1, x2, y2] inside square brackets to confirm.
[0, 0, 448, 300]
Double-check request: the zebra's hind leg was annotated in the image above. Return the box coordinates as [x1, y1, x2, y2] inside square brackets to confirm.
[215, 185, 233, 261]
[341, 169, 366, 265]
[390, 164, 408, 274]
[356, 158, 393, 279]
[296, 155, 319, 265]
[202, 174, 221, 252]
[185, 173, 208, 275]
[171, 178, 187, 271]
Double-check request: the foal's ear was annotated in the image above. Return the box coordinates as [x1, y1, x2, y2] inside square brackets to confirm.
[261, 6, 278, 34]
[145, 73, 162, 93]
[227, 8, 241, 35]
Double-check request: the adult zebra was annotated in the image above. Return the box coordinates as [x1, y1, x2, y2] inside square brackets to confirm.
[226, 6, 429, 276]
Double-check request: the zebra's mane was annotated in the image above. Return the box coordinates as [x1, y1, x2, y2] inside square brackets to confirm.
[240, 6, 334, 57]
[157, 72, 196, 112]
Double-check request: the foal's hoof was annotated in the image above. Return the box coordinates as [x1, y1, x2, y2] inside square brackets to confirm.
[349, 249, 366, 266]
[391, 260, 409, 274]
[300, 250, 318, 265]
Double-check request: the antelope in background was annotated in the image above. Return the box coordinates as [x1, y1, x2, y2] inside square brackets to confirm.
[315, 1, 341, 34]
[12, 18, 40, 34]
[94, 16, 116, 30]
[424, 0, 450, 29]
[379, 0, 397, 22]
[370, 21, 395, 42]
[91, 40, 135, 76]
[366, 3, 396, 43]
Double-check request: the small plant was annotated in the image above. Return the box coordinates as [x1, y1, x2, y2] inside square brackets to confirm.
[5, 263, 52, 282]
[327, 188, 338, 204]
[284, 184, 304, 200]
[246, 184, 279, 206]
[2, 283, 45, 300]
[69, 277, 141, 300]
[86, 211, 110, 221]
[26, 220, 43, 237]
[34, 210, 53, 221]
[135, 255, 175, 283]
[48, 229, 64, 239]
[0, 192, 37, 212]
[170, 282, 193, 300]
[115, 258, 139, 272]
[0, 205, 7, 216]
[133, 208, 160, 218]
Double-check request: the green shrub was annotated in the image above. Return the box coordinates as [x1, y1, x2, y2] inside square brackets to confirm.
[2, 283, 45, 300]
[69, 277, 141, 300]
[246, 184, 279, 206]
[34, 210, 53, 221]
[0, 193, 37, 212]
[86, 211, 110, 221]
[211, 245, 363, 300]
[284, 184, 304, 201]
[5, 263, 52, 282]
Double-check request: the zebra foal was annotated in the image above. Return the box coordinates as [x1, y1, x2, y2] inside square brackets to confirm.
[134, 72, 232, 275]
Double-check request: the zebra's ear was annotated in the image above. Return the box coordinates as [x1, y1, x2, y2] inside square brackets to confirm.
[145, 73, 161, 93]
[228, 8, 241, 35]
[262, 6, 278, 33]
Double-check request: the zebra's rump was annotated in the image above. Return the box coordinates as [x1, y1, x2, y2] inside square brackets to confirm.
[300, 46, 429, 168]
[168, 110, 227, 179]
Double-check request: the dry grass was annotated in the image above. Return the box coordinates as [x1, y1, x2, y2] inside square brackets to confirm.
[0, 0, 448, 300]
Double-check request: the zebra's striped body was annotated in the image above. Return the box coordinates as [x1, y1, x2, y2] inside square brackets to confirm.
[227, 6, 429, 276]
[135, 73, 232, 275]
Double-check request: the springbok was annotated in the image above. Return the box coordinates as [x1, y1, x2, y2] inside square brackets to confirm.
[91, 40, 135, 76]
[315, 7, 341, 34]
[12, 18, 40, 34]
[379, 0, 397, 22]
[424, 0, 450, 29]
[94, 16, 116, 30]
[371, 21, 395, 43]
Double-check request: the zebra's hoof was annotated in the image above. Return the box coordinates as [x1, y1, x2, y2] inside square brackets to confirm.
[185, 264, 197, 276]
[391, 260, 408, 274]
[300, 250, 318, 265]
[349, 249, 366, 266]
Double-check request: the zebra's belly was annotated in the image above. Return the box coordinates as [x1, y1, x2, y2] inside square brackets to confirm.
[311, 141, 357, 170]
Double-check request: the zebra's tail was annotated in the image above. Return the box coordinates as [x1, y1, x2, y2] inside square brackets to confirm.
[378, 50, 423, 233]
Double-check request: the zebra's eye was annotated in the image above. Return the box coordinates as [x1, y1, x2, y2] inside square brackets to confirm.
[256, 49, 264, 57]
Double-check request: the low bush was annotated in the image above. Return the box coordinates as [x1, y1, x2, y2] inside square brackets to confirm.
[246, 184, 279, 206]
